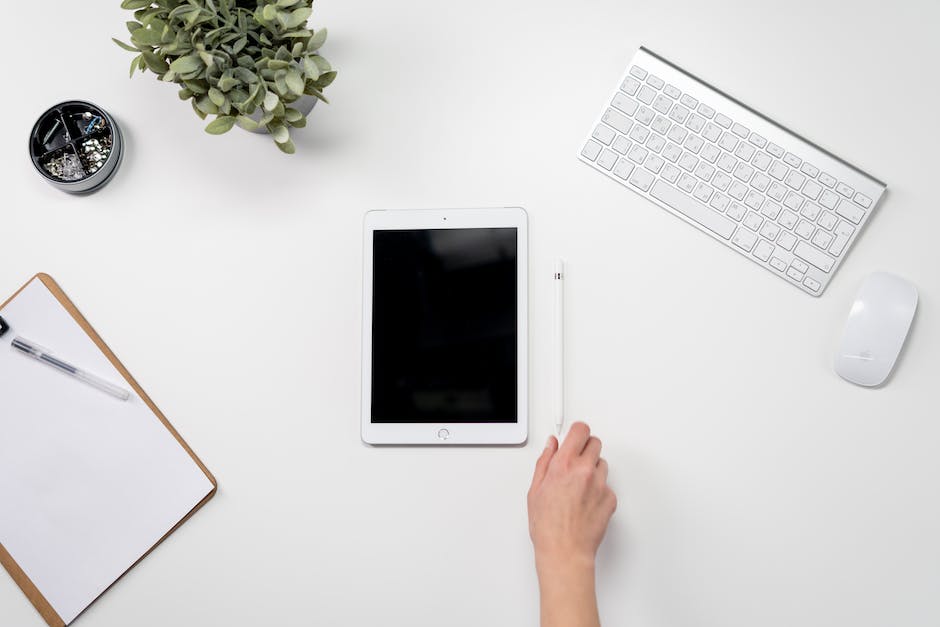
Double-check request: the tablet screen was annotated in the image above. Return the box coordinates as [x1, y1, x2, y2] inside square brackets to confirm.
[371, 228, 518, 423]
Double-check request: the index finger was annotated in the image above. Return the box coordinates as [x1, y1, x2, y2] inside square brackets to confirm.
[559, 422, 591, 458]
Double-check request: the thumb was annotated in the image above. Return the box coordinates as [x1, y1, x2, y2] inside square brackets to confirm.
[531, 435, 559, 489]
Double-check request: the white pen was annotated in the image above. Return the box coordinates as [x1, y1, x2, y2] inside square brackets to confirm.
[553, 259, 565, 436]
[11, 336, 130, 401]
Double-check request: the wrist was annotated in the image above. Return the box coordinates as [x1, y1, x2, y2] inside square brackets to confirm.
[535, 549, 596, 585]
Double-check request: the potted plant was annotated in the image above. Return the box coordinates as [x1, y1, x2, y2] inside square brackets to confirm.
[114, 0, 336, 153]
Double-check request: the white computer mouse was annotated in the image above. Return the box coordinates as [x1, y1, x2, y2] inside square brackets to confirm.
[834, 272, 918, 387]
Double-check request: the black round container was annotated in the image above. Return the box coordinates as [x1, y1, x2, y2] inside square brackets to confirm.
[29, 100, 124, 193]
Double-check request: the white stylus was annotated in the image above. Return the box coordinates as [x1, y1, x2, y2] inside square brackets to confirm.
[553, 259, 565, 436]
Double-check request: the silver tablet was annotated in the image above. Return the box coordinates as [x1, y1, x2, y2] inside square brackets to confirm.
[361, 208, 528, 445]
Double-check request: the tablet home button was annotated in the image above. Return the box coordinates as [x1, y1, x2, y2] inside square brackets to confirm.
[437, 428, 451, 441]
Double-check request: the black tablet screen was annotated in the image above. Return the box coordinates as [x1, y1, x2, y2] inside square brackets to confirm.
[371, 228, 517, 423]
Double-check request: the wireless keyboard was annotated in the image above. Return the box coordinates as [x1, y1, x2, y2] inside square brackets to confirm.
[580, 47, 886, 296]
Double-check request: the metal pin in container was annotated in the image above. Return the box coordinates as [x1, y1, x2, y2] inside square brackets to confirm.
[11, 336, 130, 401]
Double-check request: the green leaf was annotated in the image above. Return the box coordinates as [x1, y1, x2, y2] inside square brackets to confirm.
[130, 27, 164, 47]
[236, 115, 260, 131]
[218, 75, 239, 91]
[208, 88, 226, 107]
[126, 21, 142, 33]
[316, 70, 337, 88]
[308, 28, 327, 51]
[113, 38, 138, 52]
[284, 107, 303, 123]
[288, 115, 306, 128]
[270, 124, 290, 144]
[178, 87, 194, 100]
[169, 55, 202, 74]
[129, 54, 142, 78]
[262, 4, 277, 20]
[267, 59, 290, 70]
[275, 138, 296, 154]
[233, 37, 248, 54]
[142, 50, 169, 73]
[303, 56, 320, 80]
[285, 69, 304, 95]
[205, 116, 236, 134]
[121, 0, 152, 9]
[281, 30, 312, 38]
[311, 55, 331, 72]
[284, 7, 311, 28]
[195, 95, 219, 115]
[263, 91, 279, 111]
[277, 0, 298, 7]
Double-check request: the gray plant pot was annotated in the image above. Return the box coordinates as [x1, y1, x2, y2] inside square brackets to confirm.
[246, 94, 317, 134]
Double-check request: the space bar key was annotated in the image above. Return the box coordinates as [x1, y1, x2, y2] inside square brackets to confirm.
[649, 180, 736, 240]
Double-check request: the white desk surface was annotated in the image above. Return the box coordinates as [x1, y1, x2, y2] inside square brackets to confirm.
[2, 1, 939, 625]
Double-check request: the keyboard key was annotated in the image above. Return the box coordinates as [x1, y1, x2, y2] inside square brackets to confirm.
[728, 181, 748, 201]
[717, 152, 737, 173]
[743, 211, 763, 231]
[628, 145, 649, 164]
[700, 143, 721, 163]
[803, 276, 821, 292]
[646, 134, 666, 153]
[836, 182, 854, 197]
[818, 172, 837, 188]
[750, 172, 770, 192]
[663, 84, 681, 99]
[629, 65, 648, 79]
[829, 233, 850, 256]
[681, 94, 699, 109]
[637, 85, 656, 105]
[662, 143, 682, 163]
[768, 161, 788, 181]
[767, 181, 787, 202]
[802, 180, 822, 200]
[732, 227, 758, 251]
[744, 190, 764, 210]
[611, 93, 639, 115]
[700, 124, 721, 143]
[582, 140, 602, 161]
[651, 115, 671, 135]
[759, 221, 781, 240]
[602, 108, 632, 134]
[794, 241, 835, 272]
[835, 202, 864, 224]
[646, 74, 665, 89]
[769, 256, 788, 272]
[621, 77, 641, 95]
[753, 239, 774, 261]
[800, 203, 821, 222]
[697, 103, 715, 118]
[790, 259, 809, 274]
[731, 123, 750, 139]
[733, 163, 755, 182]
[777, 231, 797, 250]
[726, 202, 746, 221]
[783, 152, 802, 168]
[835, 220, 855, 237]
[628, 167, 655, 191]
[695, 162, 716, 181]
[678, 152, 699, 171]
[677, 173, 697, 192]
[785, 170, 806, 190]
[667, 125, 688, 144]
[669, 104, 690, 124]
[854, 192, 872, 208]
[629, 125, 650, 143]
[612, 158, 634, 180]
[761, 201, 782, 220]
[795, 219, 814, 239]
[779, 209, 798, 229]
[766, 143, 785, 159]
[652, 94, 672, 114]
[644, 154, 665, 173]
[592, 124, 616, 145]
[734, 142, 756, 162]
[649, 180, 736, 239]
[661, 163, 681, 183]
[784, 191, 804, 211]
[752, 152, 772, 172]
[812, 229, 834, 249]
[712, 171, 732, 191]
[685, 114, 706, 133]
[636, 106, 655, 125]
[715, 113, 732, 129]
[684, 135, 705, 154]
[748, 133, 767, 148]
[718, 132, 738, 152]
[800, 162, 819, 178]
[693, 182, 714, 203]
[816, 210, 836, 231]
[786, 265, 805, 281]
[597, 149, 618, 170]
[612, 135, 631, 154]
[818, 189, 840, 209]
[710, 194, 730, 212]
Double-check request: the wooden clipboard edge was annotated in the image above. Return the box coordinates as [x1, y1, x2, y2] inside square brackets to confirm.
[0, 273, 218, 627]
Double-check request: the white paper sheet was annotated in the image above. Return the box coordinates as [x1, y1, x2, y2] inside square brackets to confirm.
[0, 278, 214, 624]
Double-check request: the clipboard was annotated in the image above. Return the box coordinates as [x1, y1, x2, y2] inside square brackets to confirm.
[0, 273, 217, 627]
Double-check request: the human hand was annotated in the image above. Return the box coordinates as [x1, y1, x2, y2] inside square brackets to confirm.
[527, 422, 617, 573]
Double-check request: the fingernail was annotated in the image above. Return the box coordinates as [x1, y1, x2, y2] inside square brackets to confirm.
[545, 435, 554, 449]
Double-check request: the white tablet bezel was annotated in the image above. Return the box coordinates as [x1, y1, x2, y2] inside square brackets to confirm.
[361, 207, 528, 445]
